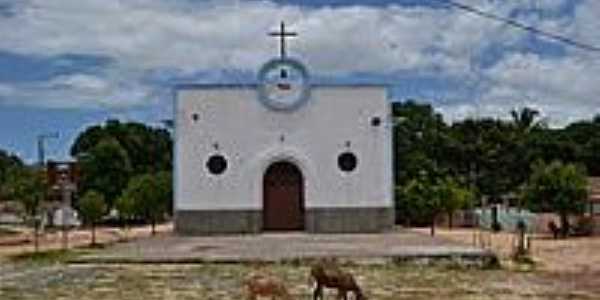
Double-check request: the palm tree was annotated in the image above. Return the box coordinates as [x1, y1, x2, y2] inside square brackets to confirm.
[510, 107, 541, 133]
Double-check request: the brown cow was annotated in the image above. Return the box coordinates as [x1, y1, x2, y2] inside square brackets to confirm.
[243, 271, 293, 300]
[309, 259, 367, 300]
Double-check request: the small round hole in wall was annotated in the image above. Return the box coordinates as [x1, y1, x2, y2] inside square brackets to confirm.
[192, 113, 199, 122]
[371, 117, 382, 127]
[338, 152, 358, 172]
[206, 154, 227, 175]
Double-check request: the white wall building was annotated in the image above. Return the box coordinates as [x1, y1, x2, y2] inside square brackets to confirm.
[173, 27, 393, 234]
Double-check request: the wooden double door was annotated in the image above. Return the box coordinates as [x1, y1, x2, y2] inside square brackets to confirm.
[263, 161, 305, 231]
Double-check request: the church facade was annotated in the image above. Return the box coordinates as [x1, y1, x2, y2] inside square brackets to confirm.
[173, 24, 394, 235]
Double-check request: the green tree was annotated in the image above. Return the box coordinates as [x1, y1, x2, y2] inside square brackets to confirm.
[0, 149, 24, 200]
[563, 117, 600, 176]
[155, 171, 173, 214]
[510, 107, 544, 190]
[71, 120, 173, 210]
[526, 129, 580, 170]
[523, 160, 588, 237]
[78, 137, 133, 208]
[121, 173, 171, 235]
[78, 190, 107, 246]
[582, 137, 600, 176]
[390, 104, 600, 232]
[71, 120, 172, 175]
[401, 174, 442, 236]
[4, 167, 45, 251]
[115, 195, 136, 240]
[392, 100, 448, 186]
[510, 107, 541, 133]
[438, 177, 474, 229]
[450, 118, 523, 205]
[392, 100, 452, 225]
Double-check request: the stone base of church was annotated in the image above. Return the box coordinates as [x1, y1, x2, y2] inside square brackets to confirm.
[175, 207, 394, 235]
[305, 207, 394, 233]
[175, 210, 262, 235]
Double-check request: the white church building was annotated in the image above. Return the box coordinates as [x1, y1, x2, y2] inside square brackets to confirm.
[173, 23, 394, 234]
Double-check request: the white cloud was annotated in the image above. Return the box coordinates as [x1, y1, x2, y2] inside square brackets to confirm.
[474, 48, 600, 126]
[0, 70, 153, 109]
[49, 74, 109, 92]
[439, 52, 600, 127]
[0, 0, 523, 73]
[0, 0, 598, 125]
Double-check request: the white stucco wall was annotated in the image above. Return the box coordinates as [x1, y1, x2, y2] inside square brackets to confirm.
[174, 85, 392, 211]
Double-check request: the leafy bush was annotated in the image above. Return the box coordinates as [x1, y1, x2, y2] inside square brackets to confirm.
[522, 160, 588, 238]
[119, 172, 172, 235]
[79, 190, 107, 245]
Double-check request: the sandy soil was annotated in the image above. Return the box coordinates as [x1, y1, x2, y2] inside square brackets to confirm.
[2, 226, 600, 299]
[414, 227, 600, 298]
[420, 227, 600, 273]
[0, 223, 172, 259]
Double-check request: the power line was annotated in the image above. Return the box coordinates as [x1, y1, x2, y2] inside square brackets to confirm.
[434, 0, 600, 53]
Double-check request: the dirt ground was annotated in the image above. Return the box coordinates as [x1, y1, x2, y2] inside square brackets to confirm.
[1, 263, 597, 300]
[2, 226, 600, 299]
[0, 223, 172, 259]
[424, 227, 600, 273]
[414, 227, 600, 299]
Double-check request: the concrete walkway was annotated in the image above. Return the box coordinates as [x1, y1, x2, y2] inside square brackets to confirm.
[71, 229, 497, 265]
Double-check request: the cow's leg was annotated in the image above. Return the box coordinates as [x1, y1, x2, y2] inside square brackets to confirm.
[313, 284, 323, 300]
[336, 289, 348, 300]
[245, 290, 256, 300]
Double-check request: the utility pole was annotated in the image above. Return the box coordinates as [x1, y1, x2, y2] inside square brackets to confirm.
[37, 132, 59, 167]
[34, 132, 58, 252]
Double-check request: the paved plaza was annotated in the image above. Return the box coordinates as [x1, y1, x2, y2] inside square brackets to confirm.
[71, 229, 496, 264]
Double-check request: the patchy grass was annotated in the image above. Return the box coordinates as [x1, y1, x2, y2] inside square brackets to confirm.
[0, 225, 21, 237]
[1, 263, 596, 300]
[8, 249, 84, 264]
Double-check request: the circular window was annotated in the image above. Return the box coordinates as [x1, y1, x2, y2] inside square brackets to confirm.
[206, 155, 227, 175]
[338, 152, 358, 172]
[371, 117, 382, 127]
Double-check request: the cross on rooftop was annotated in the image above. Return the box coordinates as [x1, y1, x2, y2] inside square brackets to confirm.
[269, 21, 297, 59]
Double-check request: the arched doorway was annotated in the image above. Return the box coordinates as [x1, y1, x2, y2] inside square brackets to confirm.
[263, 161, 304, 231]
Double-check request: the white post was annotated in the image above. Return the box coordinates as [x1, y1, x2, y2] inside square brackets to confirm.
[59, 174, 75, 250]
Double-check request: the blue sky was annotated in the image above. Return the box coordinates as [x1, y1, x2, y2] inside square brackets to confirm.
[0, 0, 599, 162]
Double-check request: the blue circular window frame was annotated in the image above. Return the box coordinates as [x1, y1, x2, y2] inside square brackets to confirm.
[257, 57, 311, 112]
